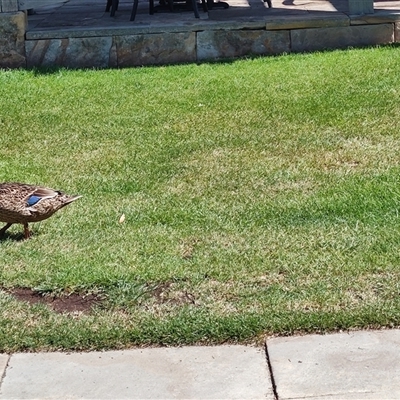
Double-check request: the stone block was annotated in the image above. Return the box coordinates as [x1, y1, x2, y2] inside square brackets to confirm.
[115, 32, 196, 67]
[291, 24, 394, 53]
[197, 29, 290, 61]
[350, 11, 400, 25]
[266, 14, 349, 30]
[348, 0, 374, 15]
[0, 11, 26, 68]
[0, 0, 19, 12]
[25, 36, 116, 68]
[395, 22, 400, 42]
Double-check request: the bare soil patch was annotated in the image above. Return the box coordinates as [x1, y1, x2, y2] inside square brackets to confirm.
[3, 287, 102, 314]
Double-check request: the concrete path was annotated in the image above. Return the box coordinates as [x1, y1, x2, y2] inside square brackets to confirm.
[0, 329, 399, 399]
[268, 329, 400, 399]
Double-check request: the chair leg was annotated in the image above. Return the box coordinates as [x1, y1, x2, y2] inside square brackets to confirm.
[105, 0, 112, 12]
[149, 0, 155, 14]
[190, 0, 199, 17]
[110, 0, 119, 16]
[201, 0, 207, 12]
[130, 0, 139, 20]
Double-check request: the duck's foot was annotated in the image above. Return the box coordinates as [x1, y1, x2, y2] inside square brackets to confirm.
[0, 223, 13, 238]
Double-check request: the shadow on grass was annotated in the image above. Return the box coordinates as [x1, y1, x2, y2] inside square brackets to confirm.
[0, 231, 25, 242]
[27, 42, 400, 76]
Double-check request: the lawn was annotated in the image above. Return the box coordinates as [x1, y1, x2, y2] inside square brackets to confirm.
[1, 46, 400, 352]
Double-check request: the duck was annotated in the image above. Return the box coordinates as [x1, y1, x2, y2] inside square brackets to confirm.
[0, 182, 82, 239]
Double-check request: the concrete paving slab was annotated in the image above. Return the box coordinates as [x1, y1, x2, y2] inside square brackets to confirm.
[267, 329, 400, 399]
[0, 345, 273, 399]
[0, 354, 9, 384]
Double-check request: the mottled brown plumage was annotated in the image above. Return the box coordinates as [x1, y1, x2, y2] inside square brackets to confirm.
[0, 182, 81, 239]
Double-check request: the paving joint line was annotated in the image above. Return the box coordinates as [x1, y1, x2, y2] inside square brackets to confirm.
[264, 341, 279, 400]
[0, 354, 11, 393]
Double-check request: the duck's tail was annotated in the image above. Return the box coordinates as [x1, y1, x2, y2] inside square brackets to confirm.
[62, 195, 83, 207]
[66, 195, 82, 204]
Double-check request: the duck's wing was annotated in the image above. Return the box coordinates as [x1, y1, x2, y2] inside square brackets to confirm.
[26, 187, 59, 207]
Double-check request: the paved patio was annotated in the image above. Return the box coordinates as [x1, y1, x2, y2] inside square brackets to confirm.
[26, 0, 400, 34]
[16, 0, 400, 68]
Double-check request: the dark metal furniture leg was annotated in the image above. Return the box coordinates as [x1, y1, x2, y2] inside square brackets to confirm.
[110, 0, 119, 16]
[190, 0, 200, 17]
[130, 0, 139, 20]
[263, 0, 272, 7]
[167, 0, 174, 11]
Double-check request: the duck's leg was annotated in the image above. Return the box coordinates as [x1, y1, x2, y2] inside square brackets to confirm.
[0, 223, 12, 237]
[23, 223, 31, 239]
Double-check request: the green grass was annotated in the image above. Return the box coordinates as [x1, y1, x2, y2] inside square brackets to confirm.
[1, 46, 400, 351]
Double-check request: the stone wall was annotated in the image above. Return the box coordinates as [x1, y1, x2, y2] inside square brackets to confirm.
[1, 11, 400, 69]
[0, 11, 26, 68]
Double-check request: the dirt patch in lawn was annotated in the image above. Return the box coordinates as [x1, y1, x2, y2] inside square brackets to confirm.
[3, 287, 103, 314]
[151, 281, 196, 306]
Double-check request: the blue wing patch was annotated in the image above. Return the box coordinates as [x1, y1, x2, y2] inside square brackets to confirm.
[27, 195, 42, 207]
